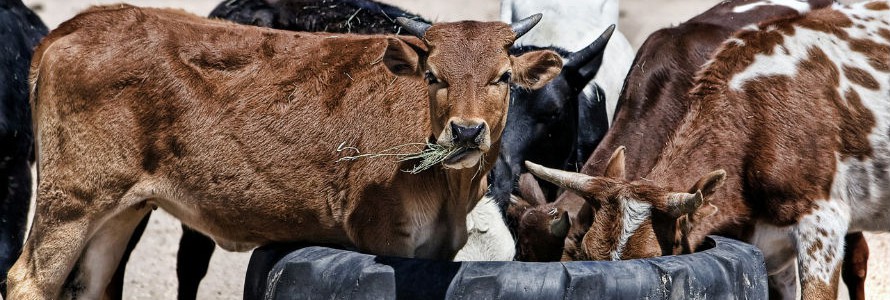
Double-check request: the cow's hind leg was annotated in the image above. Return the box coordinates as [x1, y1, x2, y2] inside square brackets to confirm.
[70, 204, 151, 299]
[793, 200, 848, 300]
[7, 189, 96, 299]
[7, 176, 146, 300]
[107, 212, 151, 300]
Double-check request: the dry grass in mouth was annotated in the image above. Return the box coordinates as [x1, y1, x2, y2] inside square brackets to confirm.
[336, 142, 466, 174]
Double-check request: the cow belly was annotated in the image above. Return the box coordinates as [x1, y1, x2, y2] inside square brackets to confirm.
[143, 180, 352, 250]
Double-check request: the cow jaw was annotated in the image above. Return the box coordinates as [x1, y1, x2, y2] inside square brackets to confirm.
[443, 148, 484, 169]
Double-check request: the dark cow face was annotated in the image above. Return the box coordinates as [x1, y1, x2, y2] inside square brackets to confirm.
[507, 173, 571, 261]
[526, 147, 726, 260]
[384, 16, 563, 170]
[490, 25, 615, 205]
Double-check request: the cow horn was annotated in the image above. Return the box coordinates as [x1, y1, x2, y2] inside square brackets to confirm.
[510, 13, 543, 40]
[563, 24, 615, 73]
[525, 161, 592, 193]
[665, 191, 704, 218]
[396, 17, 431, 38]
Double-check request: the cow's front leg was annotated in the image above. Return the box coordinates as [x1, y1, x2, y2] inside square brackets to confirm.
[793, 200, 848, 300]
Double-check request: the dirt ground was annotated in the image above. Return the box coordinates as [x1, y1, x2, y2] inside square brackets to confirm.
[19, 0, 887, 299]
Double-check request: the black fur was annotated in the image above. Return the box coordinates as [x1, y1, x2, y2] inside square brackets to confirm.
[0, 0, 47, 296]
[208, 0, 429, 34]
[489, 45, 609, 214]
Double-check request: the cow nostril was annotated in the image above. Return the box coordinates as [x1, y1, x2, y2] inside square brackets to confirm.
[451, 123, 485, 145]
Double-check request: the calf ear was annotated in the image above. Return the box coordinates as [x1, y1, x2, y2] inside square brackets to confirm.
[383, 37, 424, 76]
[511, 50, 563, 89]
[603, 146, 626, 179]
[549, 211, 570, 238]
[688, 170, 727, 198]
[519, 173, 547, 206]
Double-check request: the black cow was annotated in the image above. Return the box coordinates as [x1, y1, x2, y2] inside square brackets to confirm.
[489, 29, 612, 217]
[0, 0, 46, 296]
[209, 0, 429, 33]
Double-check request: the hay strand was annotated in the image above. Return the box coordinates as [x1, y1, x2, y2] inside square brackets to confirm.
[336, 142, 465, 174]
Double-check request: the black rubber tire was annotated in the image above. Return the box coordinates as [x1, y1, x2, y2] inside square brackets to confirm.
[243, 236, 767, 300]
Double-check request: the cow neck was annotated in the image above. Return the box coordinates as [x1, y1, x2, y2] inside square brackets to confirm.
[645, 88, 750, 195]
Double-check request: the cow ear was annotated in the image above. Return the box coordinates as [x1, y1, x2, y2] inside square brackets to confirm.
[383, 37, 424, 76]
[603, 146, 626, 179]
[549, 211, 570, 238]
[510, 50, 562, 89]
[688, 170, 726, 198]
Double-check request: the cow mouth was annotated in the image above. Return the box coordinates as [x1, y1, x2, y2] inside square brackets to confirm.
[443, 147, 482, 168]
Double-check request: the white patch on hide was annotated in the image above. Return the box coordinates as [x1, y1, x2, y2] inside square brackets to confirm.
[612, 198, 652, 261]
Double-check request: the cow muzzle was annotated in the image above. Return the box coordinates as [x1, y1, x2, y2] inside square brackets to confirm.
[437, 119, 490, 169]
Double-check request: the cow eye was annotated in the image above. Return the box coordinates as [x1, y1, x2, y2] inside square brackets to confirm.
[424, 71, 440, 85]
[496, 71, 512, 84]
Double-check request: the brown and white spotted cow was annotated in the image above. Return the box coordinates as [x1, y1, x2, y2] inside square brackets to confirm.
[7, 5, 562, 299]
[526, 1, 890, 299]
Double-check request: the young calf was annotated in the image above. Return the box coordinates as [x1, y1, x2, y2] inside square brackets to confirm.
[527, 2, 890, 299]
[9, 5, 561, 298]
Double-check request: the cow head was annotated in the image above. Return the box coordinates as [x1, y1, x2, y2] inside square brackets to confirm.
[489, 25, 614, 208]
[383, 15, 563, 169]
[507, 173, 572, 261]
[525, 147, 726, 260]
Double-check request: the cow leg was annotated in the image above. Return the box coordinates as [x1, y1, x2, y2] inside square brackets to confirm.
[0, 158, 32, 297]
[70, 205, 151, 299]
[768, 262, 798, 300]
[751, 222, 797, 299]
[106, 212, 151, 300]
[176, 224, 216, 300]
[793, 200, 848, 300]
[6, 176, 106, 300]
[842, 232, 868, 300]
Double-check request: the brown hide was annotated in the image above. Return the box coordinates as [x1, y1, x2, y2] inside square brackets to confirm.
[530, 4, 889, 299]
[513, 0, 835, 262]
[10, 5, 563, 298]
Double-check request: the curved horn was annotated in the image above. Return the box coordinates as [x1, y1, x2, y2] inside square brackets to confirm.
[396, 17, 431, 38]
[510, 13, 543, 40]
[525, 161, 593, 193]
[564, 24, 616, 86]
[665, 191, 704, 218]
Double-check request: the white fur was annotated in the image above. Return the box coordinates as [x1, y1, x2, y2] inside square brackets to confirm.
[502, 0, 635, 124]
[612, 198, 652, 261]
[454, 196, 516, 261]
[732, 0, 812, 14]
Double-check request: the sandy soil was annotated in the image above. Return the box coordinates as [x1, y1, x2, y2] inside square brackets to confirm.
[18, 0, 887, 299]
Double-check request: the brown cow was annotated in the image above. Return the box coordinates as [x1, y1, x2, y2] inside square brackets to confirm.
[509, 0, 836, 261]
[7, 5, 562, 298]
[527, 2, 890, 299]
